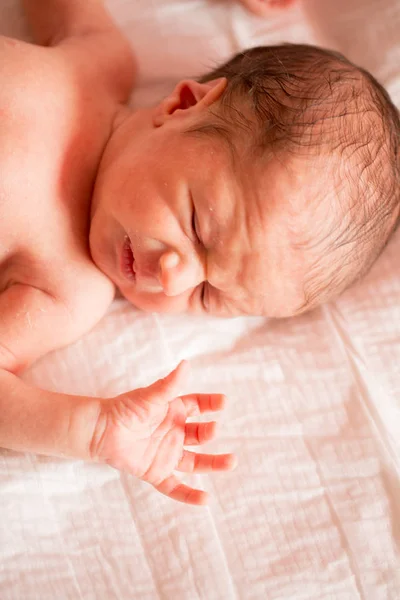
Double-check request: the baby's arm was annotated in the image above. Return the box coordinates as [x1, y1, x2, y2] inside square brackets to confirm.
[0, 286, 235, 504]
[0, 284, 102, 458]
[0, 368, 100, 460]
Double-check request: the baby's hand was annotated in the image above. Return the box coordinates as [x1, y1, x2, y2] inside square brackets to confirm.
[239, 0, 295, 17]
[90, 361, 236, 505]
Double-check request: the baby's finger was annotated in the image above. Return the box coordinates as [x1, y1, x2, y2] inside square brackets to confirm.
[177, 450, 237, 473]
[155, 474, 208, 505]
[184, 421, 217, 445]
[181, 393, 226, 417]
[143, 360, 190, 405]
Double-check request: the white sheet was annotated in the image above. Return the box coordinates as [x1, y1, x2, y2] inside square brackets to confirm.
[0, 1, 399, 598]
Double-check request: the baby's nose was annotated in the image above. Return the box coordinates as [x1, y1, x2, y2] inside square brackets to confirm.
[159, 251, 204, 297]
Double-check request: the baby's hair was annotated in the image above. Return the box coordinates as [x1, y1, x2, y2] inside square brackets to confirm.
[195, 44, 400, 310]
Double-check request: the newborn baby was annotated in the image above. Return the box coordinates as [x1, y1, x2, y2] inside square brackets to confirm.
[0, 0, 399, 503]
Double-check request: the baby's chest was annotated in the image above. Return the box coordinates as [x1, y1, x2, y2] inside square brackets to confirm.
[0, 100, 100, 284]
[0, 151, 113, 312]
[0, 42, 115, 323]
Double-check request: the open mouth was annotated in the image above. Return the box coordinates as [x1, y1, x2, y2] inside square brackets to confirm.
[121, 235, 136, 281]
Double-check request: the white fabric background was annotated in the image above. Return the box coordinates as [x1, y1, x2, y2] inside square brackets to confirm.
[0, 1, 399, 598]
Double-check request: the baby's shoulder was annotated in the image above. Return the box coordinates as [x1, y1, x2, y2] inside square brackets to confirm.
[53, 29, 136, 105]
[0, 37, 61, 104]
[0, 33, 121, 120]
[0, 37, 80, 145]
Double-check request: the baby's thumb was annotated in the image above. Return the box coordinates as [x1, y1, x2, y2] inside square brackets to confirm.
[145, 360, 189, 405]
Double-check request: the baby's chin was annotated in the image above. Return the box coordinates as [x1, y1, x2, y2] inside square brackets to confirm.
[117, 285, 188, 314]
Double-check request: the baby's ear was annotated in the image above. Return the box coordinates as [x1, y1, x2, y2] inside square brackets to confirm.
[152, 78, 227, 127]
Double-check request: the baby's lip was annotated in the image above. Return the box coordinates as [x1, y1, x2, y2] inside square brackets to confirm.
[121, 237, 164, 293]
[121, 235, 136, 281]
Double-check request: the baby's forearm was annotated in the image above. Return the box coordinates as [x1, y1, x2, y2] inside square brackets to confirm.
[0, 368, 100, 460]
[22, 0, 117, 45]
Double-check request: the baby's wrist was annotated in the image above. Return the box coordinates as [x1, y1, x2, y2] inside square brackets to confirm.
[87, 401, 108, 463]
[65, 396, 104, 462]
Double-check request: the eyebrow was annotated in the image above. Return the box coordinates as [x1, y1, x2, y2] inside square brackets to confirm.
[183, 121, 239, 171]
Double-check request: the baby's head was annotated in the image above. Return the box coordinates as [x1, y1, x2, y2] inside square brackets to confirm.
[90, 44, 400, 317]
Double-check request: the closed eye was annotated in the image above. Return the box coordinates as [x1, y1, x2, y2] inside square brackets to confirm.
[191, 209, 202, 245]
[200, 281, 210, 312]
[190, 188, 204, 245]
[190, 193, 210, 310]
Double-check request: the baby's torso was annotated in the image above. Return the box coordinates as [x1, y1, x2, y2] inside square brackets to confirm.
[0, 37, 115, 315]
